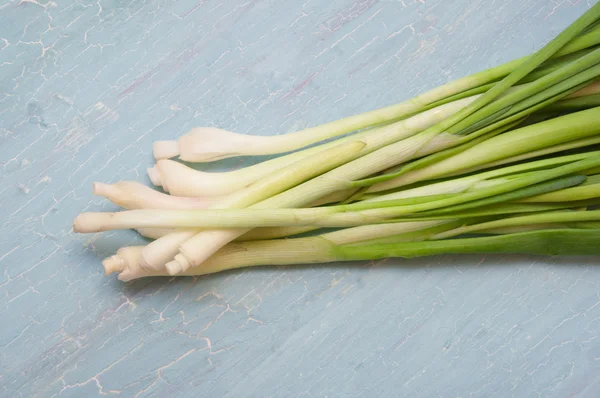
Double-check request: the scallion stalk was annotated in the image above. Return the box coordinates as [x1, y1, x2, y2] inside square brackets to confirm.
[153, 11, 600, 163]
[75, 6, 600, 282]
[110, 229, 600, 281]
[365, 107, 600, 192]
[432, 210, 600, 239]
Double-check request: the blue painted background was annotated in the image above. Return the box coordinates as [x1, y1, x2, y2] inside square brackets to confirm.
[1, 0, 600, 396]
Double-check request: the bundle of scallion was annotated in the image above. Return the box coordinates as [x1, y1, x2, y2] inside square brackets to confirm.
[75, 5, 600, 282]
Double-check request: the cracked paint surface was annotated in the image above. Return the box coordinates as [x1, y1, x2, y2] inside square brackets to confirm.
[1, 0, 600, 396]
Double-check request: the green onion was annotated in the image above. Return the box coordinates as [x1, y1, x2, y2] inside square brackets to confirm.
[365, 107, 600, 192]
[149, 94, 478, 197]
[432, 210, 600, 239]
[339, 229, 600, 260]
[75, 6, 600, 282]
[108, 229, 600, 281]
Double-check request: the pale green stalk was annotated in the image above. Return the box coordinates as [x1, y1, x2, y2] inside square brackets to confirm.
[366, 107, 600, 192]
[441, 135, 600, 178]
[402, 201, 600, 221]
[432, 210, 600, 239]
[364, 151, 600, 203]
[85, 176, 574, 230]
[405, 175, 586, 217]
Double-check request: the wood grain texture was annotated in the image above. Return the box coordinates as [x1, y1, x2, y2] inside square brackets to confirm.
[1, 0, 600, 396]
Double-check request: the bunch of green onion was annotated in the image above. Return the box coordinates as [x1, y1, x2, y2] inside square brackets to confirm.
[75, 6, 600, 282]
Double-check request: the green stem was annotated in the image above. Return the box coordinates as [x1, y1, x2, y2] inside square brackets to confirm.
[366, 107, 600, 192]
[337, 229, 600, 260]
[408, 175, 586, 216]
[544, 92, 600, 111]
[441, 136, 600, 179]
[364, 150, 600, 202]
[364, 157, 600, 218]
[433, 210, 600, 239]
[401, 203, 586, 221]
[517, 182, 600, 203]
[352, 118, 525, 188]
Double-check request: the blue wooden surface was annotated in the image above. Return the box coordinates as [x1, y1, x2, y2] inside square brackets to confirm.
[1, 0, 600, 396]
